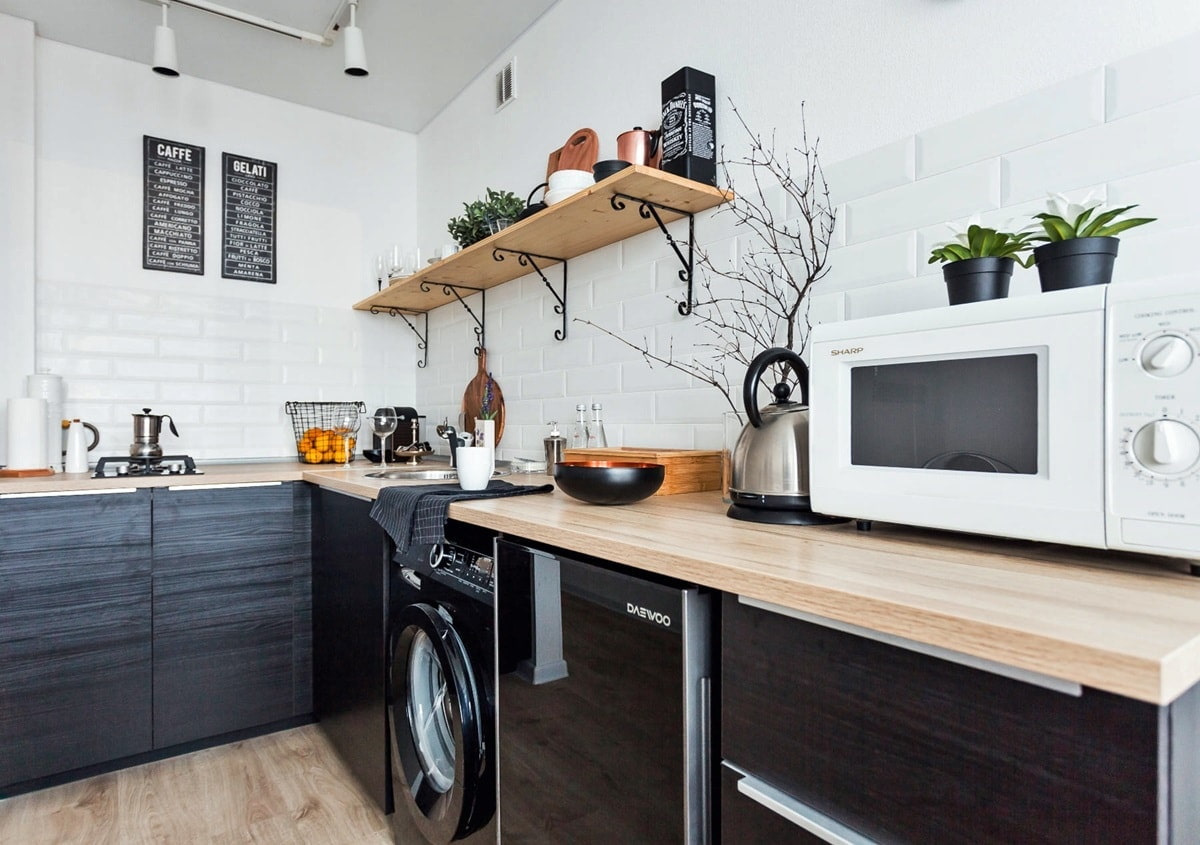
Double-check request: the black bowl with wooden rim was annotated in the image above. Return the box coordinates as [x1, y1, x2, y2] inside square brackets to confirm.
[553, 460, 665, 505]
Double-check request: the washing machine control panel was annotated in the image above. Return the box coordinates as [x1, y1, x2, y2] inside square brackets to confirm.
[428, 542, 495, 596]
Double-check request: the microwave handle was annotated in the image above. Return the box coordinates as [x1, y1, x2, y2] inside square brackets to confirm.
[744, 347, 808, 428]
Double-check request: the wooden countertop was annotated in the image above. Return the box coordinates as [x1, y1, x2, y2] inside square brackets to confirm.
[5, 461, 1199, 705]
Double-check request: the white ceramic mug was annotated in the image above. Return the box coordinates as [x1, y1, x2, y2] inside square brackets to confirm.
[456, 446, 492, 490]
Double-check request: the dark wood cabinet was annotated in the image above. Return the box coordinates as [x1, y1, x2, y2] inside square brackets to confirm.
[310, 486, 391, 813]
[0, 489, 153, 788]
[721, 593, 1199, 844]
[152, 482, 308, 748]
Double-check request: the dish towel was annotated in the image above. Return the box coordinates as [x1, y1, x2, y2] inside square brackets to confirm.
[370, 480, 553, 553]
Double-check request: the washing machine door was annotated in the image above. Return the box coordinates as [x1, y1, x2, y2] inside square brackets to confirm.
[389, 602, 491, 843]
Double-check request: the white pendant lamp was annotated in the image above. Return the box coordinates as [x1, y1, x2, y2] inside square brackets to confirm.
[343, 1, 368, 77]
[153, 2, 179, 77]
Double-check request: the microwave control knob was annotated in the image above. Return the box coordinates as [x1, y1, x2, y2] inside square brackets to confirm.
[1131, 419, 1200, 475]
[1139, 334, 1193, 378]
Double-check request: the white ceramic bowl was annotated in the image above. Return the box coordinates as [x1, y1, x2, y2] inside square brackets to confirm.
[545, 187, 580, 206]
[547, 169, 594, 192]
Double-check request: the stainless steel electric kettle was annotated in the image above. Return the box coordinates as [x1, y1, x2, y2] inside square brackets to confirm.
[727, 347, 845, 525]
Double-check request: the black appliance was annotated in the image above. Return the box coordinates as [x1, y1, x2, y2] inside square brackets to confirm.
[371, 406, 423, 462]
[93, 455, 202, 478]
[495, 538, 714, 844]
[388, 521, 498, 845]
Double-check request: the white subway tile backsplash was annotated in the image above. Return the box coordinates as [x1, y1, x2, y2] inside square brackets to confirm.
[845, 275, 951, 319]
[1107, 160, 1200, 233]
[620, 423, 696, 448]
[243, 340, 319, 363]
[1002, 95, 1200, 204]
[115, 313, 202, 336]
[620, 221, 682, 267]
[202, 362, 283, 383]
[113, 359, 201, 380]
[620, 360, 692, 392]
[590, 331, 646, 367]
[623, 291, 683, 331]
[39, 356, 112, 378]
[65, 334, 158, 356]
[845, 160, 1001, 244]
[824, 136, 915, 205]
[158, 337, 242, 360]
[566, 365, 620, 397]
[822, 232, 915, 292]
[917, 71, 1104, 179]
[202, 403, 282, 425]
[1103, 223, 1200, 284]
[1106, 32, 1200, 121]
[65, 379, 160, 401]
[160, 382, 243, 404]
[41, 311, 114, 331]
[518, 369, 565, 399]
[204, 318, 280, 341]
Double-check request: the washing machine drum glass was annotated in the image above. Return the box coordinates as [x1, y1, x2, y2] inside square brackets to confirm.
[408, 629, 456, 793]
[390, 602, 491, 842]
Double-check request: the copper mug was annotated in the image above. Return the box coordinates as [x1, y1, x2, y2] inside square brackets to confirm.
[616, 126, 661, 168]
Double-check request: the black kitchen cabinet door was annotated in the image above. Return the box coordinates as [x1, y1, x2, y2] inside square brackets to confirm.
[720, 593, 1188, 845]
[0, 490, 153, 788]
[152, 483, 298, 748]
[311, 487, 391, 813]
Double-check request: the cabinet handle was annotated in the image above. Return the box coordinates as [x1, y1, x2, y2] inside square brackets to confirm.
[0, 487, 138, 499]
[730, 766, 874, 845]
[166, 481, 283, 491]
[738, 595, 1082, 697]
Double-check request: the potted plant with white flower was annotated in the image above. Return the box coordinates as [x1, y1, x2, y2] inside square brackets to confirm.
[928, 216, 1035, 305]
[1030, 192, 1155, 291]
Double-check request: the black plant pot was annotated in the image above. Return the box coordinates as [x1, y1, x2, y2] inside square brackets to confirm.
[942, 256, 1014, 305]
[1033, 236, 1119, 292]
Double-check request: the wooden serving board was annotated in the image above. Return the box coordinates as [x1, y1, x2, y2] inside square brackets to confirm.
[548, 128, 599, 174]
[561, 447, 722, 495]
[0, 467, 55, 477]
[461, 348, 506, 444]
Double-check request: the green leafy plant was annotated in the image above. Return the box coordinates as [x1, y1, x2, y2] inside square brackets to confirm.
[1032, 192, 1155, 242]
[446, 188, 525, 248]
[928, 217, 1036, 268]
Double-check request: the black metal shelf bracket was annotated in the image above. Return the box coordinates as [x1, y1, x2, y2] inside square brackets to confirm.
[610, 192, 697, 316]
[421, 280, 486, 355]
[492, 247, 569, 341]
[368, 306, 429, 368]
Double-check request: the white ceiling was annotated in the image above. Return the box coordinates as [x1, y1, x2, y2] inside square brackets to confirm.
[0, 0, 560, 132]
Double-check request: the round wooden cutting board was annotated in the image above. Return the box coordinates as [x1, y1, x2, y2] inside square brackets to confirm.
[462, 348, 505, 444]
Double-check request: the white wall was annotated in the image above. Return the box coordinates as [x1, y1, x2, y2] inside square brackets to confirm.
[33, 39, 419, 462]
[413, 0, 1200, 462]
[0, 14, 37, 465]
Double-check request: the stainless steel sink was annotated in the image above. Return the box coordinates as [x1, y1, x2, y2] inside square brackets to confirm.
[363, 465, 511, 481]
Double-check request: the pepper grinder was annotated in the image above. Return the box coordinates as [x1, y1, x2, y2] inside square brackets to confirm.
[544, 421, 567, 469]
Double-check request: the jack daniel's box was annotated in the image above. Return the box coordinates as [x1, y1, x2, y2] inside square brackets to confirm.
[660, 66, 716, 185]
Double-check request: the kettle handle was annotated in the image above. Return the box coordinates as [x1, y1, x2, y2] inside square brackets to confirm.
[743, 347, 808, 429]
[527, 181, 549, 205]
[163, 414, 179, 438]
[82, 422, 100, 451]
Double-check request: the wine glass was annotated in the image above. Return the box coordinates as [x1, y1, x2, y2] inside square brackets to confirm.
[369, 409, 399, 470]
[335, 408, 361, 469]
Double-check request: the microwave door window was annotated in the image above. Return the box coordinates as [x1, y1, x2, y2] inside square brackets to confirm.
[849, 354, 1039, 474]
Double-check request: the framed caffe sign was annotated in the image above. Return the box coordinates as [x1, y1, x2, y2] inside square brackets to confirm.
[221, 152, 277, 284]
[143, 135, 205, 274]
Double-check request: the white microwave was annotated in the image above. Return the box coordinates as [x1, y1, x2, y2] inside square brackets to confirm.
[809, 275, 1200, 564]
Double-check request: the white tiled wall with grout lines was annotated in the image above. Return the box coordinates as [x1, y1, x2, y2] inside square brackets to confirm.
[416, 32, 1200, 464]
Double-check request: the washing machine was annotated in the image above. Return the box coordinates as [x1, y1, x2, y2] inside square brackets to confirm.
[388, 520, 497, 844]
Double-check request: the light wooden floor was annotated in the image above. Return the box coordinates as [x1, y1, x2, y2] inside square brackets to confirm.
[0, 725, 392, 844]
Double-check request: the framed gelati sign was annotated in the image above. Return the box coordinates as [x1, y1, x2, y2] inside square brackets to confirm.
[222, 152, 277, 283]
[143, 135, 205, 275]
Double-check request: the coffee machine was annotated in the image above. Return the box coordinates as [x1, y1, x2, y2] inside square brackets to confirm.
[371, 406, 423, 460]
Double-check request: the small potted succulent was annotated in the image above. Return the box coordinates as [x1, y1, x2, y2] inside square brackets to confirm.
[928, 217, 1035, 305]
[446, 188, 525, 248]
[1030, 193, 1155, 291]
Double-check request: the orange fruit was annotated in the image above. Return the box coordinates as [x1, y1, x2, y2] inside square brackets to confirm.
[314, 433, 331, 452]
[303, 448, 322, 463]
[303, 427, 323, 441]
[333, 448, 348, 463]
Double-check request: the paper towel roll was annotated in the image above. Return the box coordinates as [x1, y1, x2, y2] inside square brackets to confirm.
[7, 397, 48, 470]
[26, 373, 64, 472]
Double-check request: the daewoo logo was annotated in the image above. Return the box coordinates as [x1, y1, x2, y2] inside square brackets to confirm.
[829, 346, 864, 356]
[627, 603, 672, 628]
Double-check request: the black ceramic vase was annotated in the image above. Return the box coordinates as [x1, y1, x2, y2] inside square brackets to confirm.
[1033, 236, 1119, 292]
[942, 256, 1015, 306]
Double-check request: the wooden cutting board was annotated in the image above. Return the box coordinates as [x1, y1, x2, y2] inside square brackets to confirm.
[461, 348, 506, 444]
[0, 467, 54, 477]
[547, 128, 599, 175]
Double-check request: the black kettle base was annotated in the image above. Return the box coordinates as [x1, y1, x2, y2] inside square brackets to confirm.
[726, 503, 851, 526]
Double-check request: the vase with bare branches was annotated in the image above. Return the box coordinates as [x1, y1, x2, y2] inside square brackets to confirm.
[578, 100, 836, 423]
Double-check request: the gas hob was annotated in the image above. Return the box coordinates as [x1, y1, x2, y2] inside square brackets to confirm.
[93, 455, 203, 478]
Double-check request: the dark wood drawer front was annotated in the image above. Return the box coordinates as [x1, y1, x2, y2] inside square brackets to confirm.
[0, 545, 152, 786]
[722, 595, 1160, 844]
[0, 489, 150, 552]
[152, 484, 293, 572]
[720, 765, 826, 845]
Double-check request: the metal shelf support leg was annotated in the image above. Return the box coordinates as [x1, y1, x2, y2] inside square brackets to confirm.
[610, 192, 696, 316]
[492, 247, 569, 341]
[422, 280, 486, 355]
[369, 306, 428, 368]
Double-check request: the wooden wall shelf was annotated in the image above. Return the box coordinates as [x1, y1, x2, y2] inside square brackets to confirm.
[352, 166, 731, 316]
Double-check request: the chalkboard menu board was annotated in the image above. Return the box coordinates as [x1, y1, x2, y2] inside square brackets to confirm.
[143, 135, 205, 275]
[222, 152, 277, 284]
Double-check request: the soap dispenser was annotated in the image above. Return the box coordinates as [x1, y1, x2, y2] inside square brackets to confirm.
[543, 421, 567, 469]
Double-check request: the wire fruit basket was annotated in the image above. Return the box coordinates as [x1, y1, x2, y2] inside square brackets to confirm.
[284, 401, 366, 464]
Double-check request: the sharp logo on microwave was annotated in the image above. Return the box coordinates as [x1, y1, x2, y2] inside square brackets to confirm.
[626, 603, 672, 628]
[829, 346, 865, 356]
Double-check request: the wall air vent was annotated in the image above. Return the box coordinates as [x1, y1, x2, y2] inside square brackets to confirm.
[495, 59, 516, 111]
